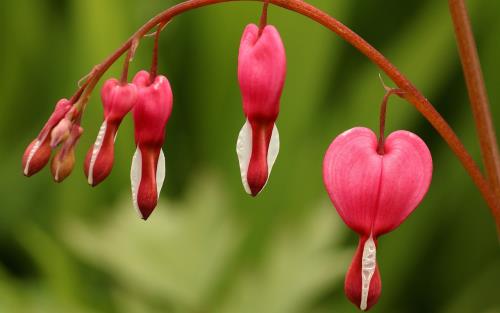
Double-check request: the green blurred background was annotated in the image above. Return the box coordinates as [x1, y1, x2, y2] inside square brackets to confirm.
[0, 0, 499, 312]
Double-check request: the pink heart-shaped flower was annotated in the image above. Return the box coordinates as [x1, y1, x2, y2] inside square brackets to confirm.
[323, 126, 432, 310]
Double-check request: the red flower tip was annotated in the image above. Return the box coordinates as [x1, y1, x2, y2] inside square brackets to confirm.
[345, 236, 381, 311]
[84, 78, 137, 186]
[22, 138, 52, 177]
[130, 70, 172, 219]
[236, 24, 286, 196]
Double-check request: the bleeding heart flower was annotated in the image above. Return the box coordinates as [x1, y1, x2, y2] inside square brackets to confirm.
[236, 23, 286, 196]
[323, 127, 432, 311]
[130, 70, 172, 220]
[22, 99, 72, 176]
[84, 78, 137, 186]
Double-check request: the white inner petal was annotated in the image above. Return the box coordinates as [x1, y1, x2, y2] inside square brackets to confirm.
[156, 149, 166, 198]
[236, 119, 252, 195]
[266, 123, 280, 179]
[130, 147, 142, 217]
[88, 121, 107, 185]
[360, 236, 377, 311]
[24, 139, 42, 175]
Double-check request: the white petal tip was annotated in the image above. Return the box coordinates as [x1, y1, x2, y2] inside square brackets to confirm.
[130, 147, 142, 217]
[236, 120, 252, 195]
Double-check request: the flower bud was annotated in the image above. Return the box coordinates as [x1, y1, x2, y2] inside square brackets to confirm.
[51, 125, 83, 182]
[130, 70, 172, 220]
[22, 99, 72, 176]
[323, 127, 432, 310]
[22, 139, 52, 177]
[84, 78, 137, 186]
[50, 118, 73, 148]
[236, 24, 286, 196]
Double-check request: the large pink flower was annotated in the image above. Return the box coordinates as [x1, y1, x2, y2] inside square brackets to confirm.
[236, 23, 286, 196]
[323, 127, 432, 310]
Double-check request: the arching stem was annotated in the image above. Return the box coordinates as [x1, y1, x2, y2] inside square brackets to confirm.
[449, 0, 500, 201]
[65, 0, 500, 231]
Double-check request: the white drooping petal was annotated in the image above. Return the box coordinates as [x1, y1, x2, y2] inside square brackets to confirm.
[24, 139, 42, 175]
[267, 124, 280, 175]
[360, 236, 377, 311]
[236, 119, 252, 195]
[130, 147, 142, 216]
[88, 121, 107, 185]
[156, 149, 166, 197]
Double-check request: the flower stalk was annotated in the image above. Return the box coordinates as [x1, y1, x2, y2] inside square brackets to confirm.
[448, 0, 500, 202]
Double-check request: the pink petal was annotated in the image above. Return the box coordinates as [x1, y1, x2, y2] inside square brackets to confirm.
[323, 127, 382, 236]
[373, 130, 433, 235]
[101, 79, 137, 123]
[132, 71, 173, 146]
[238, 24, 286, 121]
[323, 127, 432, 237]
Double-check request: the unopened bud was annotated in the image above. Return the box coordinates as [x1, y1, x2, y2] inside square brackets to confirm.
[50, 125, 83, 182]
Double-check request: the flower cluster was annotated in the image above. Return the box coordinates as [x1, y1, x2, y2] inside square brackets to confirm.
[22, 19, 285, 219]
[22, 4, 434, 310]
[23, 69, 173, 220]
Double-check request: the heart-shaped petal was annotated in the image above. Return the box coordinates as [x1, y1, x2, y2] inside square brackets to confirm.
[323, 127, 432, 237]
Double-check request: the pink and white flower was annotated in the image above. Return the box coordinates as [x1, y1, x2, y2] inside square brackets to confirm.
[130, 70, 173, 220]
[84, 78, 137, 186]
[236, 23, 286, 196]
[323, 127, 432, 310]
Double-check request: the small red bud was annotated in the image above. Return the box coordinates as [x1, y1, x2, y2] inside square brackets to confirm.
[50, 118, 72, 148]
[84, 78, 137, 186]
[22, 138, 52, 177]
[51, 125, 83, 183]
[22, 99, 72, 176]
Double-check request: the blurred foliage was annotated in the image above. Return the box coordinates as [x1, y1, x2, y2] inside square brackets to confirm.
[0, 0, 499, 313]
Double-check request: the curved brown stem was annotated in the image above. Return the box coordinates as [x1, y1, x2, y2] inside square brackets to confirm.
[72, 0, 500, 229]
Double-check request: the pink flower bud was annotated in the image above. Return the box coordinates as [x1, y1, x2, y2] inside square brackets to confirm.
[51, 125, 83, 182]
[22, 139, 52, 177]
[84, 78, 137, 186]
[236, 24, 286, 196]
[50, 118, 73, 148]
[130, 70, 172, 220]
[323, 127, 432, 311]
[22, 99, 72, 176]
